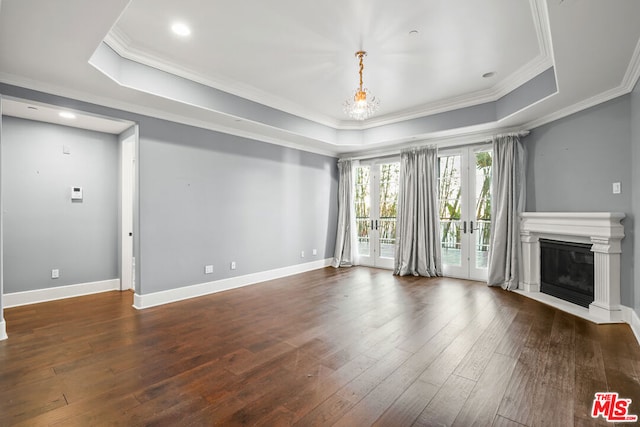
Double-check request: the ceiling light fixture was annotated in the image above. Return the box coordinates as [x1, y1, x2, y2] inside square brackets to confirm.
[343, 51, 380, 121]
[59, 111, 76, 119]
[171, 22, 191, 37]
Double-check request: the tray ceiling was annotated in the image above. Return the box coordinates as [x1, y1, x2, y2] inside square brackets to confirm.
[1, 0, 639, 155]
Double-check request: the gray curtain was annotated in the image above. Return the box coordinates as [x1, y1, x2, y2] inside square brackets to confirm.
[332, 159, 357, 267]
[487, 135, 526, 290]
[394, 146, 442, 277]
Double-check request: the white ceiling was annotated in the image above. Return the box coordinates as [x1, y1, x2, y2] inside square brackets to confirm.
[1, 0, 639, 155]
[107, 0, 548, 126]
[2, 98, 133, 134]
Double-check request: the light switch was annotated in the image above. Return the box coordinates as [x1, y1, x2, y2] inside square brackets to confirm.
[613, 182, 621, 194]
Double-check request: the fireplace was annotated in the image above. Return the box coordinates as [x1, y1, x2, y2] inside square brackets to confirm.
[540, 239, 594, 308]
[519, 212, 625, 323]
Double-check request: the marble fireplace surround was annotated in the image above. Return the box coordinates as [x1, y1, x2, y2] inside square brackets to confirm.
[517, 212, 625, 324]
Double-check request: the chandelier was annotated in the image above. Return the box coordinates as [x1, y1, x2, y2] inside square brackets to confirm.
[343, 51, 380, 120]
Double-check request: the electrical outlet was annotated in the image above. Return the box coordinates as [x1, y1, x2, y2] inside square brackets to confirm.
[301, 251, 305, 258]
[204, 265, 213, 274]
[51, 269, 60, 279]
[230, 261, 236, 270]
[312, 249, 317, 256]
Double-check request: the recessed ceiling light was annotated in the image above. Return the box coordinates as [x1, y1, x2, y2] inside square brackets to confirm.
[59, 111, 76, 119]
[409, 30, 419, 36]
[171, 22, 191, 37]
[482, 71, 496, 78]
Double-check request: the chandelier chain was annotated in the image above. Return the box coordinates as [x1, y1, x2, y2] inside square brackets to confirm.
[358, 51, 364, 91]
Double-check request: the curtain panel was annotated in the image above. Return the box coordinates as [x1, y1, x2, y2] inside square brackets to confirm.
[332, 159, 357, 267]
[487, 135, 526, 290]
[393, 146, 442, 277]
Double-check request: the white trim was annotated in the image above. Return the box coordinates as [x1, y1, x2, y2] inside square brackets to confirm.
[525, 36, 640, 131]
[0, 72, 340, 158]
[340, 125, 529, 160]
[0, 319, 7, 341]
[622, 306, 640, 346]
[513, 291, 640, 347]
[133, 258, 333, 309]
[102, 41, 552, 132]
[620, 305, 640, 344]
[520, 212, 625, 323]
[103, 29, 342, 129]
[513, 289, 623, 324]
[621, 34, 640, 94]
[103, 0, 553, 131]
[3, 279, 120, 308]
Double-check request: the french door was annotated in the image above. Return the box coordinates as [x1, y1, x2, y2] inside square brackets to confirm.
[438, 145, 492, 280]
[354, 160, 400, 269]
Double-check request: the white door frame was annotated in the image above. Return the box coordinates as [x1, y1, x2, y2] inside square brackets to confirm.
[439, 144, 492, 281]
[120, 133, 136, 291]
[357, 159, 399, 270]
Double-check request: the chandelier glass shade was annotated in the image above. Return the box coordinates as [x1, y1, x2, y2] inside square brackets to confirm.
[343, 51, 379, 121]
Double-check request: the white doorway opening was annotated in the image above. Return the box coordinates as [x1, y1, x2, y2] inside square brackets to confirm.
[120, 133, 136, 291]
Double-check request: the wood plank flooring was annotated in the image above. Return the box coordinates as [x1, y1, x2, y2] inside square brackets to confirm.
[1, 267, 639, 426]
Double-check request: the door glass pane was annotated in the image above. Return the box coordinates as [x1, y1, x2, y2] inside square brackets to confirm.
[378, 163, 400, 258]
[438, 155, 462, 266]
[355, 165, 371, 257]
[474, 151, 492, 269]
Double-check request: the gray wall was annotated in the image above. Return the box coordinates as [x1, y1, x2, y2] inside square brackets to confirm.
[525, 94, 634, 307]
[138, 118, 338, 294]
[0, 83, 339, 299]
[2, 117, 119, 293]
[632, 80, 640, 316]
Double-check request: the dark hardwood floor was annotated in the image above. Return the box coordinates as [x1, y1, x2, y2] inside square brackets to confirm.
[1, 267, 639, 426]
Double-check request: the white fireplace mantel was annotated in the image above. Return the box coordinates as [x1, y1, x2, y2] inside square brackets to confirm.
[518, 212, 625, 324]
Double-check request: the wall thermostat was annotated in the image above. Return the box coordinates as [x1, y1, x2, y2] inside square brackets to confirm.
[71, 186, 83, 201]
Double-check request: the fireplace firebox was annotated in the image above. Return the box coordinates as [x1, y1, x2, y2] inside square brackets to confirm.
[540, 239, 594, 308]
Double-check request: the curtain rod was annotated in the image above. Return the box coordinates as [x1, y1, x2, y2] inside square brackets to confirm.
[344, 129, 530, 161]
[491, 130, 530, 140]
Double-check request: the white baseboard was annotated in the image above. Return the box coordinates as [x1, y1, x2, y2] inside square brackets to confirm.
[0, 319, 7, 341]
[515, 287, 640, 346]
[3, 279, 121, 308]
[622, 306, 640, 346]
[134, 258, 333, 309]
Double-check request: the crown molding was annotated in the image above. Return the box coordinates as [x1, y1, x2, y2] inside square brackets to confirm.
[0, 73, 341, 157]
[104, 39, 552, 132]
[104, 28, 343, 129]
[354, 0, 553, 129]
[104, 0, 553, 131]
[339, 124, 529, 159]
[351, 62, 553, 130]
[524, 36, 640, 131]
[621, 33, 640, 91]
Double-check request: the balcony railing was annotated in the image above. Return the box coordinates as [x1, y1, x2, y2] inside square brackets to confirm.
[356, 217, 396, 258]
[440, 219, 491, 267]
[354, 217, 490, 265]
